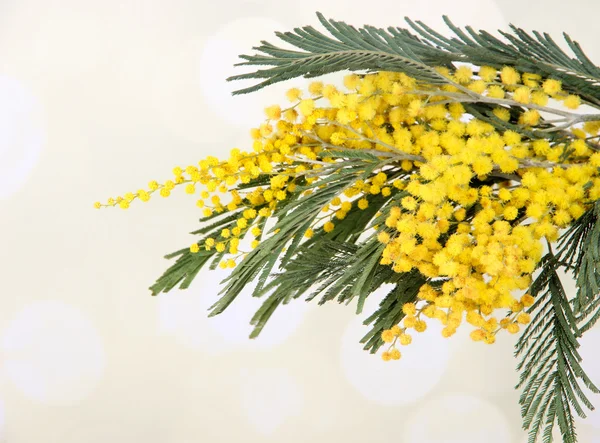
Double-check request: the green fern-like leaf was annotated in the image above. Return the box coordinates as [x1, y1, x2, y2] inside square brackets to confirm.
[555, 201, 600, 334]
[516, 252, 599, 443]
[248, 194, 397, 337]
[228, 12, 454, 94]
[360, 269, 425, 353]
[571, 202, 600, 332]
[228, 12, 600, 107]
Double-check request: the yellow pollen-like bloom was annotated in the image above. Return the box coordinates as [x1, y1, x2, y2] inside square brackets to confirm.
[308, 81, 323, 95]
[264, 105, 281, 120]
[454, 65, 473, 84]
[500, 66, 520, 85]
[381, 330, 395, 343]
[298, 99, 315, 116]
[513, 86, 531, 104]
[542, 78, 562, 95]
[478, 66, 497, 82]
[286, 88, 301, 102]
[487, 85, 505, 99]
[531, 91, 549, 106]
[563, 95, 581, 109]
[519, 110, 540, 126]
[103, 67, 600, 353]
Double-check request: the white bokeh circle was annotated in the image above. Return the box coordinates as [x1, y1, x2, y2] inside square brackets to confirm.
[340, 294, 450, 406]
[239, 367, 304, 435]
[0, 5, 119, 80]
[577, 325, 600, 430]
[447, 325, 520, 396]
[158, 267, 311, 353]
[405, 394, 512, 443]
[148, 35, 234, 144]
[1, 301, 106, 405]
[0, 75, 44, 199]
[0, 398, 4, 440]
[198, 17, 308, 128]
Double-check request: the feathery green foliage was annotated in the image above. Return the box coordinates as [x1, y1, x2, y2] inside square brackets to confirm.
[228, 12, 600, 107]
[569, 202, 600, 333]
[516, 251, 599, 443]
[144, 12, 600, 443]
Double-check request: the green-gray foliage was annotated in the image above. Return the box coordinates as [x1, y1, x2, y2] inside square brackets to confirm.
[147, 13, 600, 443]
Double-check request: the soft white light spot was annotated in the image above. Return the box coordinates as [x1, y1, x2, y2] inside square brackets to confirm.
[157, 289, 223, 354]
[1, 301, 105, 405]
[198, 17, 307, 128]
[148, 36, 230, 144]
[0, 399, 4, 440]
[158, 267, 311, 352]
[0, 6, 119, 80]
[448, 325, 519, 396]
[405, 394, 511, 443]
[204, 268, 311, 349]
[340, 294, 450, 405]
[0, 76, 44, 199]
[239, 367, 304, 435]
[577, 326, 600, 430]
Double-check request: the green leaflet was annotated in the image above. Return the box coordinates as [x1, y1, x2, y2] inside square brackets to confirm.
[248, 195, 395, 337]
[360, 269, 425, 353]
[516, 252, 599, 443]
[555, 201, 600, 333]
[572, 203, 600, 332]
[150, 212, 244, 295]
[145, 12, 600, 442]
[322, 148, 381, 162]
[228, 13, 448, 94]
[228, 12, 600, 107]
[208, 159, 384, 318]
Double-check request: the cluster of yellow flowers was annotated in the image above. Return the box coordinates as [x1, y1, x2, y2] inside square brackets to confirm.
[96, 65, 600, 357]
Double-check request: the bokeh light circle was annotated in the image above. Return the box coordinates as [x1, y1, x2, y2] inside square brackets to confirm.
[2, 301, 106, 405]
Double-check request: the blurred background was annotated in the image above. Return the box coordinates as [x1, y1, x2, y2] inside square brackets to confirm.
[1, 0, 600, 441]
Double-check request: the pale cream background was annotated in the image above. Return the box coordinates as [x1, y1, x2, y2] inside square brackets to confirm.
[1, 1, 600, 442]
